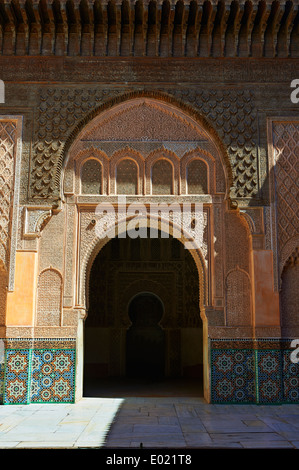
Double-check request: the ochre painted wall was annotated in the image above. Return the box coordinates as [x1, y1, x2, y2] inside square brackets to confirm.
[6, 251, 38, 326]
[252, 250, 280, 327]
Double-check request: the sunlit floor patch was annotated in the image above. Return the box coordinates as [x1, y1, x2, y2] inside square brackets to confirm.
[0, 398, 125, 449]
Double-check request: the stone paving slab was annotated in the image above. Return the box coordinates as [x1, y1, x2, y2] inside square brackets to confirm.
[240, 441, 294, 449]
[0, 398, 299, 449]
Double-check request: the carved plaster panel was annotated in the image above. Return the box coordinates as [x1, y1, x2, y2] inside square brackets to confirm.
[269, 120, 299, 285]
[31, 88, 258, 201]
[0, 117, 22, 291]
[23, 207, 52, 239]
[77, 205, 209, 309]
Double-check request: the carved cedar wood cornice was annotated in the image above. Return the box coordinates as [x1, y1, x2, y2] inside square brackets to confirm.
[0, 0, 297, 58]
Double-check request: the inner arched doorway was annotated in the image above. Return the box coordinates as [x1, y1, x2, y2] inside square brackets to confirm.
[126, 292, 165, 379]
[83, 232, 204, 397]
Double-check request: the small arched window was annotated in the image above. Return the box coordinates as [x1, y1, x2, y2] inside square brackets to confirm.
[36, 269, 62, 327]
[81, 159, 102, 194]
[152, 159, 173, 195]
[116, 159, 138, 194]
[226, 269, 251, 326]
[187, 159, 208, 194]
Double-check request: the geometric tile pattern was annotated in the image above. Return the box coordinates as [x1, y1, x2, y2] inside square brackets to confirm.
[282, 349, 299, 403]
[0, 339, 298, 405]
[211, 340, 299, 405]
[30, 349, 76, 404]
[211, 349, 255, 403]
[2, 346, 76, 405]
[257, 350, 283, 404]
[3, 350, 31, 405]
[0, 363, 4, 404]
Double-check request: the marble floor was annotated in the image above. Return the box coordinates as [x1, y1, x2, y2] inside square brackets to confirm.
[0, 396, 299, 449]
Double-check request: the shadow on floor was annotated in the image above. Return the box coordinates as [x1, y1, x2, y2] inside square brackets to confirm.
[83, 377, 203, 398]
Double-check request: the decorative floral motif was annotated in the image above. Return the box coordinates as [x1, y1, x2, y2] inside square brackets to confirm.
[211, 349, 255, 404]
[41, 364, 52, 375]
[41, 376, 53, 388]
[235, 364, 244, 375]
[53, 352, 71, 373]
[4, 350, 30, 404]
[216, 378, 233, 399]
[257, 351, 282, 404]
[260, 355, 279, 374]
[0, 363, 4, 404]
[30, 349, 75, 403]
[2, 345, 75, 405]
[42, 351, 54, 363]
[6, 378, 26, 401]
[52, 377, 70, 399]
[282, 349, 299, 403]
[7, 354, 27, 374]
[2, 340, 299, 406]
[211, 343, 299, 405]
[31, 354, 42, 372]
[215, 353, 233, 373]
[260, 380, 279, 401]
[41, 389, 52, 401]
[30, 378, 40, 398]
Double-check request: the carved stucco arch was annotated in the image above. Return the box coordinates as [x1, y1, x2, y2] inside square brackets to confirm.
[225, 265, 253, 326]
[64, 147, 109, 195]
[38, 265, 63, 281]
[81, 214, 208, 322]
[180, 149, 216, 194]
[36, 267, 63, 327]
[145, 148, 180, 195]
[79, 157, 104, 195]
[239, 210, 256, 234]
[60, 91, 233, 203]
[110, 148, 145, 195]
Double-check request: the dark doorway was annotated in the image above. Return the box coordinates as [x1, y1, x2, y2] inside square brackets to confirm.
[83, 232, 203, 397]
[126, 293, 165, 379]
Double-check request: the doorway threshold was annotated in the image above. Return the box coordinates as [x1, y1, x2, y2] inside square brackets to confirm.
[83, 377, 203, 398]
